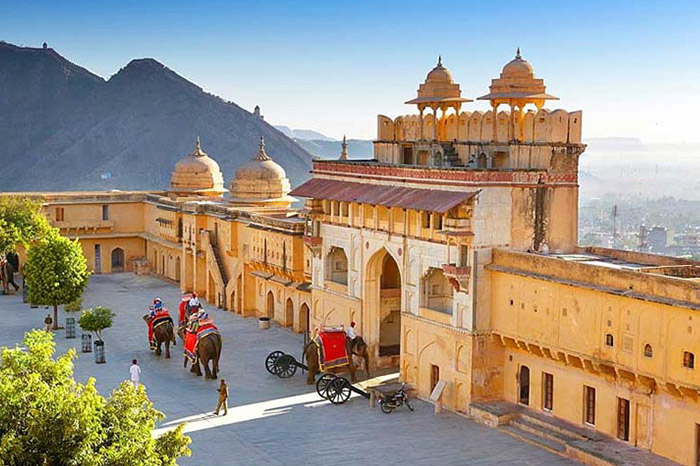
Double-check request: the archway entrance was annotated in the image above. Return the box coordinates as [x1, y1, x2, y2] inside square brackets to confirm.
[300, 303, 310, 335]
[111, 248, 124, 273]
[519, 365, 530, 405]
[285, 298, 294, 327]
[266, 291, 274, 318]
[366, 248, 402, 361]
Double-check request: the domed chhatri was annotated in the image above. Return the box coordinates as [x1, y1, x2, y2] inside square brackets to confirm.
[405, 56, 471, 106]
[478, 48, 558, 104]
[229, 137, 294, 208]
[169, 137, 227, 197]
[501, 48, 535, 79]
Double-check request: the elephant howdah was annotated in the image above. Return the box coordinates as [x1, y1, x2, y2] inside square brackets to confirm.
[303, 332, 371, 385]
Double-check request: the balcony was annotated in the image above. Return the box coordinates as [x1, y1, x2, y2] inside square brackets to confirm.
[54, 219, 114, 232]
[303, 236, 323, 257]
[442, 264, 471, 292]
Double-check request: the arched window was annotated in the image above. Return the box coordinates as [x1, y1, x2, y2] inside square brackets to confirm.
[420, 267, 453, 315]
[684, 351, 695, 369]
[605, 334, 614, 347]
[643, 344, 653, 358]
[326, 247, 348, 285]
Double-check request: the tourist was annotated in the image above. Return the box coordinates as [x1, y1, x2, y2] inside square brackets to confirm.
[346, 321, 357, 341]
[130, 359, 141, 388]
[214, 379, 229, 416]
[43, 314, 52, 332]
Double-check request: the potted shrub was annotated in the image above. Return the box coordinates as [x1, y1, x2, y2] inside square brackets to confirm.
[79, 306, 114, 364]
[64, 297, 82, 339]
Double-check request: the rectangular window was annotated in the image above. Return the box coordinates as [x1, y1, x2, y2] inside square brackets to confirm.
[584, 386, 596, 426]
[422, 212, 430, 229]
[617, 398, 630, 441]
[55, 207, 64, 222]
[102, 204, 109, 221]
[542, 372, 553, 411]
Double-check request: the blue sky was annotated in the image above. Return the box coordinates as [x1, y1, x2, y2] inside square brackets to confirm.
[2, 0, 700, 141]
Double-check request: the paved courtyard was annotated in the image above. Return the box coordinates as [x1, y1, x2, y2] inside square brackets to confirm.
[0, 274, 578, 465]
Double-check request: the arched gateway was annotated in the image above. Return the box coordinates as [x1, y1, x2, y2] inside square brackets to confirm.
[364, 248, 402, 365]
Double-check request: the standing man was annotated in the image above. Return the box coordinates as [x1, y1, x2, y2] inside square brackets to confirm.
[130, 359, 142, 388]
[346, 321, 357, 341]
[214, 379, 229, 416]
[43, 314, 53, 332]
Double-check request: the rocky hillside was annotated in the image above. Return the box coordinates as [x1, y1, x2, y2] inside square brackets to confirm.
[0, 42, 313, 191]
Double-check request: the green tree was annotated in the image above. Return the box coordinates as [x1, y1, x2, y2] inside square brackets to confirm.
[79, 307, 114, 342]
[0, 196, 52, 254]
[24, 231, 91, 330]
[0, 330, 191, 465]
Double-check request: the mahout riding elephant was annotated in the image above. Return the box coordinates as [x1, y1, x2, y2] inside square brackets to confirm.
[304, 336, 371, 385]
[184, 332, 222, 379]
[142, 314, 176, 358]
[0, 260, 18, 295]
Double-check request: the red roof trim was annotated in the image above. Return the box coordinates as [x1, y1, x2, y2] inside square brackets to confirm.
[290, 178, 478, 213]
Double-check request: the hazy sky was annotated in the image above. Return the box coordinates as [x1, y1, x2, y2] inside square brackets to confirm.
[2, 0, 699, 142]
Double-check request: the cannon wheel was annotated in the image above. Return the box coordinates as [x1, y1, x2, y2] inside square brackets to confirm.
[327, 377, 352, 405]
[316, 373, 336, 399]
[265, 351, 285, 375]
[275, 354, 298, 378]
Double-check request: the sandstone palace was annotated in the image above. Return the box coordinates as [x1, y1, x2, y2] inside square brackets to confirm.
[7, 52, 700, 465]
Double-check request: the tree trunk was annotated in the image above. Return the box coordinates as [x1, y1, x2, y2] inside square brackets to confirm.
[52, 304, 59, 330]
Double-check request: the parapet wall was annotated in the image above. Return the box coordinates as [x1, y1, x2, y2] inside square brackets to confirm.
[378, 108, 582, 144]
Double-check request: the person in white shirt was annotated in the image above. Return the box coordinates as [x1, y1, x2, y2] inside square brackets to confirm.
[346, 321, 357, 340]
[130, 359, 141, 388]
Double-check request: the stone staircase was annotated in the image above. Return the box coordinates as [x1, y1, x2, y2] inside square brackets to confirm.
[440, 143, 461, 167]
[470, 401, 679, 466]
[210, 243, 228, 285]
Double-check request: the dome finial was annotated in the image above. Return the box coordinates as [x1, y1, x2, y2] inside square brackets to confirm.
[254, 136, 271, 161]
[190, 136, 206, 157]
[437, 55, 442, 67]
[516, 47, 521, 59]
[339, 135, 348, 160]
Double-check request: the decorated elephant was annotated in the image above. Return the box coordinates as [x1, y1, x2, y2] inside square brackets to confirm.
[142, 314, 176, 358]
[185, 331, 222, 379]
[304, 336, 370, 385]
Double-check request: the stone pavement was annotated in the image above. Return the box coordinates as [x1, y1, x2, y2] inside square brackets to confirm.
[0, 274, 578, 465]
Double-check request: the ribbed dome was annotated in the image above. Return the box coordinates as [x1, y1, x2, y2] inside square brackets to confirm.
[230, 137, 292, 205]
[425, 56, 454, 83]
[502, 48, 535, 78]
[169, 137, 226, 197]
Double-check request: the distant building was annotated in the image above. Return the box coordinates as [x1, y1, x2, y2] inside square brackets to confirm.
[648, 226, 671, 253]
[253, 105, 263, 120]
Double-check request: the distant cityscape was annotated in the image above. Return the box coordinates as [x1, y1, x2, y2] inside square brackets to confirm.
[579, 197, 700, 259]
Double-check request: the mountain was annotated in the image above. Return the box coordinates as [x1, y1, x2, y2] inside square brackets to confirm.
[0, 42, 313, 191]
[274, 126, 335, 141]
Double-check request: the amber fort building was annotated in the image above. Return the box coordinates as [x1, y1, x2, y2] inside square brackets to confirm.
[5, 51, 700, 465]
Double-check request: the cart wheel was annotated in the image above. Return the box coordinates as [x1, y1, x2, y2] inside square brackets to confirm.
[328, 377, 352, 405]
[265, 351, 284, 375]
[275, 354, 298, 378]
[316, 373, 336, 399]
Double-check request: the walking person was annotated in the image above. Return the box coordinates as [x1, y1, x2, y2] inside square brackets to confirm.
[43, 314, 53, 332]
[130, 359, 142, 388]
[214, 379, 229, 416]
